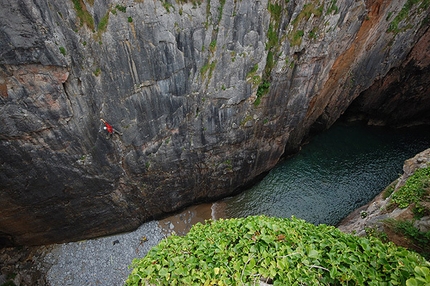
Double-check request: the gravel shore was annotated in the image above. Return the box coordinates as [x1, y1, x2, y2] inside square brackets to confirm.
[0, 220, 165, 286]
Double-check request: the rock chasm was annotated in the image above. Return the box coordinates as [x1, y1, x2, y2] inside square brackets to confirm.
[1, 0, 430, 246]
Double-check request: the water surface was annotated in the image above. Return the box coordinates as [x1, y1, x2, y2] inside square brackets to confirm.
[217, 123, 430, 225]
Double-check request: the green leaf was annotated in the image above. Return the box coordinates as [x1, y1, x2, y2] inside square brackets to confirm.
[406, 278, 419, 286]
[308, 249, 319, 259]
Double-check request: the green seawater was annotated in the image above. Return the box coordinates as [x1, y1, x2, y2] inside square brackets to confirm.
[220, 123, 430, 225]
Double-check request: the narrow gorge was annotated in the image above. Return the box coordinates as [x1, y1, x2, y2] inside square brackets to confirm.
[1, 0, 430, 247]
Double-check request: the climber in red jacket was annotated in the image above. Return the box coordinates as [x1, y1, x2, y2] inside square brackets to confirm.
[100, 118, 122, 138]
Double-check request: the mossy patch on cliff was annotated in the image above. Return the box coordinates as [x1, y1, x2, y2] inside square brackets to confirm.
[71, 0, 94, 30]
[254, 2, 284, 106]
[387, 0, 430, 33]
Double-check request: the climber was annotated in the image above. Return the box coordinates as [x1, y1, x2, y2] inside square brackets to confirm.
[100, 118, 122, 138]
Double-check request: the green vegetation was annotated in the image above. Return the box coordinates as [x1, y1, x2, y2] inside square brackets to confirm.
[408, 265, 430, 285]
[128, 16, 133, 23]
[218, 0, 226, 23]
[248, 63, 259, 74]
[200, 60, 217, 80]
[71, 0, 94, 29]
[391, 166, 430, 209]
[205, 0, 211, 29]
[253, 2, 284, 106]
[388, 0, 430, 33]
[209, 40, 217, 53]
[290, 30, 305, 46]
[291, 3, 323, 27]
[309, 27, 319, 40]
[254, 80, 270, 107]
[115, 4, 127, 13]
[327, 0, 339, 15]
[266, 24, 278, 50]
[384, 219, 430, 259]
[126, 215, 429, 285]
[59, 46, 66, 56]
[93, 67, 101, 76]
[162, 1, 174, 12]
[376, 166, 430, 259]
[288, 2, 323, 47]
[97, 11, 109, 33]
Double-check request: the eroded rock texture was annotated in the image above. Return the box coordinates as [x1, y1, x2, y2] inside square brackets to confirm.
[1, 0, 429, 246]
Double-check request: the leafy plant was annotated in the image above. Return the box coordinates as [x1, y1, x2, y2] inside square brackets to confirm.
[392, 166, 430, 208]
[385, 219, 430, 251]
[407, 265, 430, 285]
[128, 16, 133, 23]
[115, 4, 127, 13]
[93, 67, 101, 76]
[59, 46, 66, 56]
[254, 80, 270, 106]
[126, 215, 428, 285]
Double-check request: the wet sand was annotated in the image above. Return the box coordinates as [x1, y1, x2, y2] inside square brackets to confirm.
[158, 201, 227, 236]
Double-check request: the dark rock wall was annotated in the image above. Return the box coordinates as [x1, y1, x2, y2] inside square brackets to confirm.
[1, 0, 429, 246]
[343, 26, 430, 126]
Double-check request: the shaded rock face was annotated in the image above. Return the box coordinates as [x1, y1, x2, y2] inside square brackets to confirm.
[343, 27, 430, 126]
[0, 0, 429, 246]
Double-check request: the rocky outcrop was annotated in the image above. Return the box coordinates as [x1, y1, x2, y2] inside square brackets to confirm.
[338, 148, 430, 236]
[1, 0, 430, 246]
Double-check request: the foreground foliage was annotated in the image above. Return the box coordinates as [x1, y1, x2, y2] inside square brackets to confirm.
[126, 216, 429, 285]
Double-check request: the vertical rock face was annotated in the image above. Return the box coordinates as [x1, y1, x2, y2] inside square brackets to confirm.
[0, 0, 429, 246]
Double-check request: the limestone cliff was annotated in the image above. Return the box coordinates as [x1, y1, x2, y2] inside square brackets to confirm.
[1, 0, 429, 246]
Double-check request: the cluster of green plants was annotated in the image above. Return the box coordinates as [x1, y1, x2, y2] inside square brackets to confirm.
[253, 2, 283, 107]
[381, 166, 430, 259]
[384, 219, 430, 260]
[391, 166, 430, 211]
[97, 11, 110, 33]
[59, 46, 66, 56]
[217, 0, 226, 23]
[387, 0, 430, 33]
[93, 67, 101, 76]
[200, 60, 217, 81]
[72, 0, 95, 29]
[209, 40, 217, 53]
[246, 64, 262, 88]
[162, 1, 174, 12]
[326, 0, 339, 15]
[116, 4, 127, 13]
[291, 3, 323, 27]
[126, 215, 429, 285]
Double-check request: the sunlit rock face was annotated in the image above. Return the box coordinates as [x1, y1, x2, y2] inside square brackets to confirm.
[1, 0, 429, 246]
